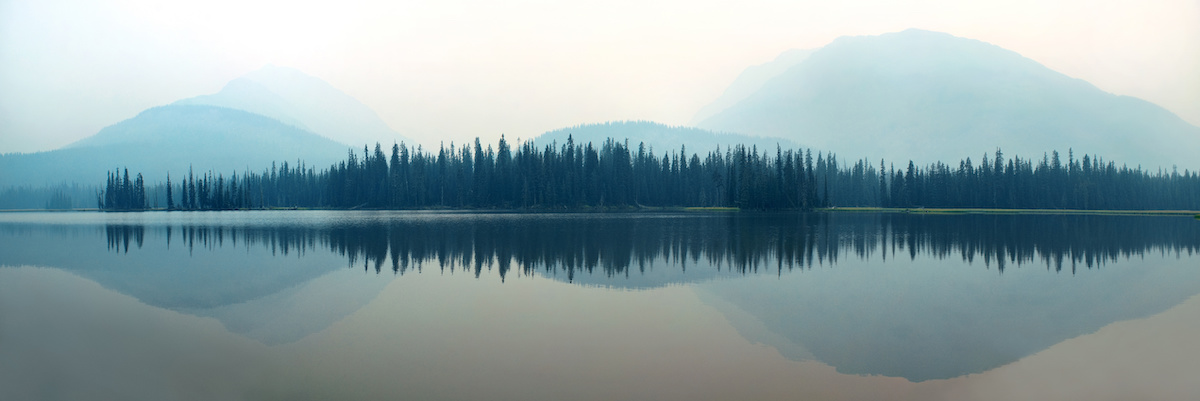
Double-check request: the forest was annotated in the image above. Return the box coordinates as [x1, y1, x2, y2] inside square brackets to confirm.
[100, 136, 1200, 211]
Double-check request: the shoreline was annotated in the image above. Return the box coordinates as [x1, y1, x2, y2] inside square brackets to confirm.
[3, 206, 1198, 218]
[819, 207, 1200, 217]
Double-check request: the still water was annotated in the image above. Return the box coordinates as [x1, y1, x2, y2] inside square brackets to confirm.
[2, 211, 1199, 400]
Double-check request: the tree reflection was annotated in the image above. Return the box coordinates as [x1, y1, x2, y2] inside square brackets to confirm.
[101, 213, 1200, 281]
[106, 225, 144, 253]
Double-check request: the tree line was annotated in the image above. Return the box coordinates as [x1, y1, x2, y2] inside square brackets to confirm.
[99, 168, 147, 210]
[99, 136, 1200, 211]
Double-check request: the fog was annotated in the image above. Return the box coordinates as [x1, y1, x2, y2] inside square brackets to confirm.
[2, 0, 1197, 153]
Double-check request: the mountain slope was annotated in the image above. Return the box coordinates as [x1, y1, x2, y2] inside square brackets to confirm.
[171, 77, 311, 130]
[175, 65, 407, 148]
[532, 121, 798, 155]
[697, 29, 1200, 168]
[690, 49, 813, 125]
[0, 105, 348, 187]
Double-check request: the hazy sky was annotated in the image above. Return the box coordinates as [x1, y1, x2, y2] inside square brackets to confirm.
[2, 0, 1198, 153]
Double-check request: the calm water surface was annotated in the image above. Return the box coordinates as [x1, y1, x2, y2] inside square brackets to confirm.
[2, 211, 1199, 400]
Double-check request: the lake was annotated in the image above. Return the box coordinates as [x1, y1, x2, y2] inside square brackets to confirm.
[2, 211, 1199, 400]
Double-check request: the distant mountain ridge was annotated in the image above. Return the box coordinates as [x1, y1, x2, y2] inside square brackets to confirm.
[532, 121, 798, 155]
[1, 66, 402, 190]
[175, 65, 408, 148]
[696, 29, 1200, 169]
[0, 105, 348, 187]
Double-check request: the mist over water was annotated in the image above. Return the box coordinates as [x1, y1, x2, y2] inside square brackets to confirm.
[4, 3, 1199, 400]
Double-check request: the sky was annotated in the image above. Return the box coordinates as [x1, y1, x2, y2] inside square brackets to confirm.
[1, 0, 1198, 153]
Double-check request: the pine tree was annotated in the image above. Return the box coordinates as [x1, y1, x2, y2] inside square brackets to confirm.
[166, 173, 175, 210]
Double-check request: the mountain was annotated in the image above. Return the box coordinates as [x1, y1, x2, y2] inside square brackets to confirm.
[531, 121, 798, 155]
[175, 65, 407, 148]
[0, 105, 348, 187]
[0, 222, 390, 345]
[693, 250, 1200, 382]
[696, 29, 1200, 169]
[0, 65, 397, 191]
[690, 49, 813, 125]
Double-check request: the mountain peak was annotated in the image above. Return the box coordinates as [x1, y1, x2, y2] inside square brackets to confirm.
[1, 104, 348, 187]
[176, 66, 408, 148]
[695, 30, 1200, 168]
[240, 65, 331, 90]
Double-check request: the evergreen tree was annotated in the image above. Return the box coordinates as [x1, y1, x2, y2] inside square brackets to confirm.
[166, 173, 175, 210]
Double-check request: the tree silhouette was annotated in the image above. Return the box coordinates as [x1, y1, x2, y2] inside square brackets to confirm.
[106, 138, 1200, 211]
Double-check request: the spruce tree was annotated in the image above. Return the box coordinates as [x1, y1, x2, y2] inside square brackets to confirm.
[166, 173, 175, 210]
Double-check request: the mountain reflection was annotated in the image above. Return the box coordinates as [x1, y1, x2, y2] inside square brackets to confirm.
[8, 211, 1200, 382]
[101, 213, 1200, 282]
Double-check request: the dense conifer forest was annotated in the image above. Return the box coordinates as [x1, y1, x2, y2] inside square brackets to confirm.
[100, 136, 1200, 211]
[99, 168, 147, 210]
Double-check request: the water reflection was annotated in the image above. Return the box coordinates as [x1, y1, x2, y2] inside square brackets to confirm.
[90, 213, 1200, 282]
[2, 211, 1200, 384]
[105, 224, 143, 252]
